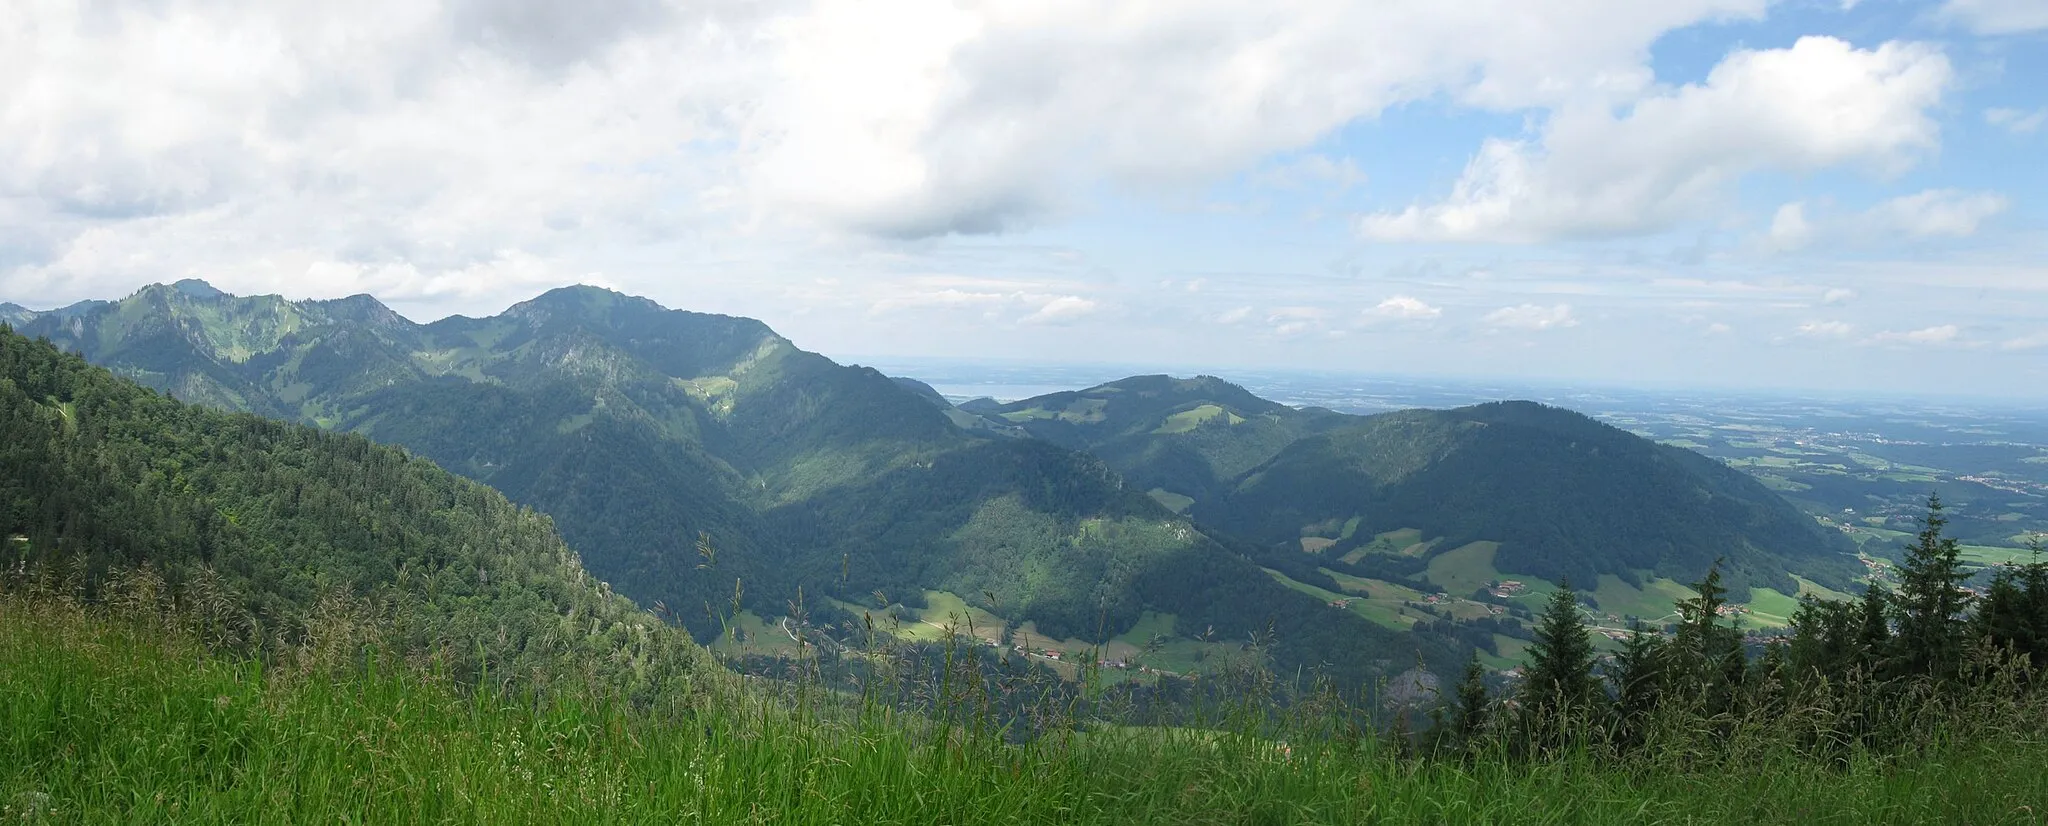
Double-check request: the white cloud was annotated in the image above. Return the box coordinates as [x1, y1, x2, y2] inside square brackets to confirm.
[1867, 324, 1961, 345]
[1940, 0, 2048, 34]
[1483, 303, 1576, 331]
[1266, 306, 1329, 337]
[1214, 306, 1253, 325]
[1020, 295, 1100, 325]
[1252, 154, 1369, 191]
[0, 0, 1784, 311]
[1767, 202, 1814, 252]
[2003, 332, 2048, 351]
[1706, 322, 1733, 335]
[1865, 189, 2009, 238]
[1362, 295, 1442, 322]
[1756, 189, 2006, 253]
[1985, 107, 2047, 135]
[1360, 37, 1953, 242]
[1821, 287, 1858, 305]
[1795, 320, 1855, 339]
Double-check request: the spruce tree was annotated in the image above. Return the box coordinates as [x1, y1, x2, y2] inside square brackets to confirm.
[1608, 621, 1666, 750]
[1673, 562, 1743, 712]
[1854, 582, 1891, 674]
[1521, 580, 1599, 739]
[1893, 494, 1971, 680]
[1451, 651, 1490, 746]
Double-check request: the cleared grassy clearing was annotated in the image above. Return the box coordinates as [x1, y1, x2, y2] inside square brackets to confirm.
[1145, 488, 1195, 513]
[1152, 404, 1245, 434]
[1424, 541, 1505, 597]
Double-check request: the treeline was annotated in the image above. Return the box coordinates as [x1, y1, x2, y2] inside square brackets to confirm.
[0, 328, 723, 707]
[1447, 494, 2048, 758]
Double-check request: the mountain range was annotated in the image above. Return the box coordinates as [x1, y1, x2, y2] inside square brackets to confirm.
[7, 281, 1861, 679]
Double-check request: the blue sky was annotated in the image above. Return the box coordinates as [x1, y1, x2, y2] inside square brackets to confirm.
[1, 0, 2044, 398]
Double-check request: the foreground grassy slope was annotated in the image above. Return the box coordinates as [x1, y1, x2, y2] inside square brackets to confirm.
[5, 596, 2045, 825]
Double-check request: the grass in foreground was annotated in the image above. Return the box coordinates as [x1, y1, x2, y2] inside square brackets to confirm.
[7, 598, 2048, 824]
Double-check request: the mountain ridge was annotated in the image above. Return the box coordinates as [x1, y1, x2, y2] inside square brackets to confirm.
[19, 280, 1460, 683]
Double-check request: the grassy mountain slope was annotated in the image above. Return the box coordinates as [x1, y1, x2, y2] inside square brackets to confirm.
[15, 283, 1462, 682]
[0, 328, 719, 702]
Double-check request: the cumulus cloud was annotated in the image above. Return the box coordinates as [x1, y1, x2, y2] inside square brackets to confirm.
[1483, 303, 1576, 331]
[1758, 189, 2007, 253]
[0, 0, 1790, 312]
[2003, 332, 2048, 351]
[1266, 307, 1329, 337]
[1252, 154, 1369, 191]
[867, 284, 1101, 326]
[1985, 107, 2047, 135]
[1867, 324, 1962, 346]
[1019, 295, 1100, 325]
[1360, 37, 1953, 242]
[1940, 0, 2048, 34]
[1795, 320, 1856, 339]
[1821, 287, 1858, 305]
[1361, 295, 1442, 322]
[1214, 306, 1254, 325]
[1767, 202, 1815, 252]
[1865, 189, 2009, 238]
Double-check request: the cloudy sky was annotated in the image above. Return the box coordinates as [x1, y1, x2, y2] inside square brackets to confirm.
[3, 0, 2046, 398]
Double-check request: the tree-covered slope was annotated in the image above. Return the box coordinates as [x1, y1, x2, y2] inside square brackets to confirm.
[15, 283, 1464, 683]
[0, 327, 719, 702]
[1200, 401, 1861, 595]
[981, 375, 1348, 505]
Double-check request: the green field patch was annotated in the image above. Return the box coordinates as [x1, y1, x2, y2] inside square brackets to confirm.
[1153, 404, 1245, 434]
[708, 611, 807, 657]
[1960, 544, 2038, 569]
[1739, 588, 1802, 629]
[1322, 569, 1427, 601]
[1299, 537, 1336, 554]
[1589, 575, 1695, 624]
[1146, 488, 1195, 513]
[1262, 568, 1418, 630]
[1424, 541, 1504, 596]
[1340, 528, 1432, 563]
[1792, 574, 1854, 603]
[1341, 516, 1363, 540]
[1753, 474, 1812, 492]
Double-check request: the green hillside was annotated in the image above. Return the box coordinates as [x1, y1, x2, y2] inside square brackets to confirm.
[0, 328, 720, 702]
[15, 284, 1463, 683]
[1202, 401, 1862, 598]
[980, 375, 1348, 504]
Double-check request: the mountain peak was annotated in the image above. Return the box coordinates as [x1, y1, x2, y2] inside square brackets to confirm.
[172, 279, 226, 299]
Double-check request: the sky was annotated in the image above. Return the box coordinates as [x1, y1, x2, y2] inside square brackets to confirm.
[2, 0, 2045, 398]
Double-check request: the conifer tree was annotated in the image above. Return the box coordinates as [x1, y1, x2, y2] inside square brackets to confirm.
[1672, 563, 1744, 711]
[1607, 621, 1666, 749]
[1854, 583, 1891, 674]
[1451, 651, 1490, 746]
[1521, 580, 1599, 738]
[1893, 494, 1971, 680]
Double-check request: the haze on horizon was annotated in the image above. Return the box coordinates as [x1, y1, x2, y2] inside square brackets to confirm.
[2, 0, 2045, 399]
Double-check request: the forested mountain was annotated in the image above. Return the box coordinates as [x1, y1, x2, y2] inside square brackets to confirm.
[13, 282, 1463, 683]
[975, 375, 1350, 506]
[0, 328, 719, 702]
[1200, 402, 1861, 596]
[987, 383, 1860, 600]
